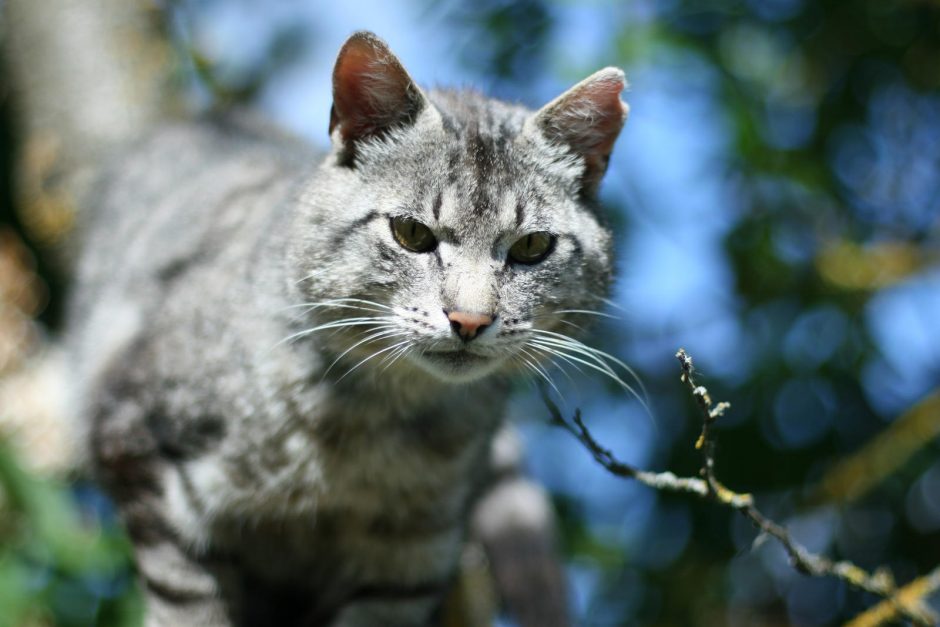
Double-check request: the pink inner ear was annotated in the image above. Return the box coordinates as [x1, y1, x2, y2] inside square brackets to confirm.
[330, 34, 421, 142]
[556, 76, 626, 156]
[536, 67, 628, 192]
[579, 77, 628, 154]
[552, 73, 627, 157]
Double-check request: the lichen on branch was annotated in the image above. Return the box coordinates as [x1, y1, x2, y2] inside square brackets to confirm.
[542, 348, 940, 626]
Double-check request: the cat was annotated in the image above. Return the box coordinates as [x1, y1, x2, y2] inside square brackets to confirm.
[63, 30, 628, 626]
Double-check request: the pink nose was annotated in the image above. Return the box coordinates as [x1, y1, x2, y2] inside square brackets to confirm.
[446, 310, 494, 341]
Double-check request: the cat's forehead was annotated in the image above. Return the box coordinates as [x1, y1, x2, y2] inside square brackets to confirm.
[434, 148, 545, 239]
[430, 89, 531, 137]
[426, 91, 577, 234]
[431, 90, 531, 186]
[355, 88, 583, 241]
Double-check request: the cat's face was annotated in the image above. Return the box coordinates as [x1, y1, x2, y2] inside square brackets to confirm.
[290, 32, 627, 384]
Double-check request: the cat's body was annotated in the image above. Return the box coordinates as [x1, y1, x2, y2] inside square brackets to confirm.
[74, 119, 507, 625]
[61, 32, 627, 626]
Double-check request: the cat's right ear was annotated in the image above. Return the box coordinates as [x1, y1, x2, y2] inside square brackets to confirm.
[330, 32, 426, 158]
[530, 67, 629, 196]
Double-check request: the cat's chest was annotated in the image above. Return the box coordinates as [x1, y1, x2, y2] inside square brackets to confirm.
[187, 383, 502, 525]
[172, 393, 501, 587]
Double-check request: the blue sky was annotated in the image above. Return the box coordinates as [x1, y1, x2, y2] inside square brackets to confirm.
[178, 1, 940, 620]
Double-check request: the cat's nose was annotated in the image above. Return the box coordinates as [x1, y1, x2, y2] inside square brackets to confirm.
[445, 310, 494, 341]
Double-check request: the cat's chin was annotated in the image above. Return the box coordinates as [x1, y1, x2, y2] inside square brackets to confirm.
[410, 350, 505, 384]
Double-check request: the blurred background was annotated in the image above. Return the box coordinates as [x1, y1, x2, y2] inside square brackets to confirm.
[1, 0, 939, 625]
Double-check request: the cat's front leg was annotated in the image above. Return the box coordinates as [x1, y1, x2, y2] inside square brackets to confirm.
[89, 376, 239, 626]
[136, 536, 238, 627]
[115, 490, 240, 627]
[470, 426, 570, 627]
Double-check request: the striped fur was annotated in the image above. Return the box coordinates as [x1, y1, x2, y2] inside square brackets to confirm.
[67, 33, 627, 626]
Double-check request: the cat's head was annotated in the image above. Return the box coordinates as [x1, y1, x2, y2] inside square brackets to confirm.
[291, 31, 628, 385]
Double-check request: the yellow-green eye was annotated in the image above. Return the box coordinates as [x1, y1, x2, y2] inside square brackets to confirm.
[391, 216, 437, 253]
[509, 232, 554, 265]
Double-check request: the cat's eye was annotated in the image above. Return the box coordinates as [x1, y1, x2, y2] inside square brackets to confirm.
[391, 216, 437, 253]
[508, 232, 554, 265]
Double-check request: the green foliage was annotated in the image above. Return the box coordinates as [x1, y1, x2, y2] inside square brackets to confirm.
[0, 441, 140, 627]
[2, 0, 938, 624]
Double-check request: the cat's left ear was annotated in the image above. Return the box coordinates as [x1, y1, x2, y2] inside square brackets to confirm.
[531, 68, 629, 195]
[329, 32, 427, 156]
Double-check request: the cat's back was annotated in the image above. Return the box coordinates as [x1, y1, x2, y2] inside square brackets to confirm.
[67, 114, 317, 410]
[73, 113, 316, 304]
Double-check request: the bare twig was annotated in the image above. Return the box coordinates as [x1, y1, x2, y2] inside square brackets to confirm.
[541, 390, 709, 498]
[543, 348, 939, 627]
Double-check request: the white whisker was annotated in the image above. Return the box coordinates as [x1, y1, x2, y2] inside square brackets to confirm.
[530, 338, 628, 389]
[322, 327, 407, 378]
[379, 342, 414, 372]
[274, 317, 396, 348]
[294, 270, 328, 285]
[528, 329, 650, 413]
[550, 308, 620, 320]
[280, 298, 394, 317]
[530, 307, 619, 326]
[599, 297, 626, 312]
[336, 340, 413, 382]
[516, 348, 564, 402]
[515, 358, 544, 391]
[531, 339, 647, 412]
[529, 337, 622, 381]
[523, 344, 580, 384]
[529, 306, 621, 333]
[561, 319, 587, 332]
[531, 329, 646, 393]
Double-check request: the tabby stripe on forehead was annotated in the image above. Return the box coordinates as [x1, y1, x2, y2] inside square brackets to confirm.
[432, 191, 443, 222]
[446, 148, 461, 185]
[515, 200, 525, 228]
[334, 210, 380, 248]
[347, 210, 380, 230]
[468, 127, 498, 218]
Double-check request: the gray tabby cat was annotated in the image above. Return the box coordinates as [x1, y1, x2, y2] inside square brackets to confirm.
[67, 31, 627, 626]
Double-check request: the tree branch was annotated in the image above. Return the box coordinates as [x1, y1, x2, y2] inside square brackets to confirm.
[543, 348, 939, 626]
[846, 566, 940, 627]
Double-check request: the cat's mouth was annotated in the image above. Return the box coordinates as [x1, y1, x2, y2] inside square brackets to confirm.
[414, 348, 502, 383]
[422, 349, 490, 365]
